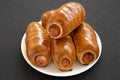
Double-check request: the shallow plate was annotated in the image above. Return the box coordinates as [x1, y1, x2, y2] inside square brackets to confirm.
[21, 24, 102, 77]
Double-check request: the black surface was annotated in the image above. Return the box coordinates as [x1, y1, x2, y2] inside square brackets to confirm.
[0, 0, 120, 80]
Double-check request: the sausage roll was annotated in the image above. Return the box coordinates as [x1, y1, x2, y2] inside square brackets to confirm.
[51, 35, 76, 71]
[45, 2, 86, 39]
[73, 22, 99, 65]
[41, 10, 55, 28]
[26, 22, 51, 67]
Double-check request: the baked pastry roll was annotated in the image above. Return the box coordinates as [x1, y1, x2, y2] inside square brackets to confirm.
[26, 22, 51, 67]
[51, 35, 76, 71]
[45, 2, 86, 39]
[73, 22, 99, 65]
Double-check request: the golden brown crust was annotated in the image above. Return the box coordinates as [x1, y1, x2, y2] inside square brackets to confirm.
[73, 22, 99, 65]
[26, 22, 51, 67]
[45, 2, 86, 39]
[51, 35, 76, 71]
[41, 10, 55, 28]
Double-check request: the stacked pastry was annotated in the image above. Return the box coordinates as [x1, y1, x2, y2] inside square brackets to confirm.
[25, 2, 99, 71]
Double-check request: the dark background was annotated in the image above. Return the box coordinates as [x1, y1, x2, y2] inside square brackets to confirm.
[0, 0, 120, 80]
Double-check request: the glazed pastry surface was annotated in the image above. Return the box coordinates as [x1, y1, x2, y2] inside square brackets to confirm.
[51, 35, 76, 71]
[41, 10, 55, 28]
[73, 22, 99, 65]
[26, 22, 50, 67]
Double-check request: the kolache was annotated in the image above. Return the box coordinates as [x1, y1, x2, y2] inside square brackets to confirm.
[25, 2, 99, 71]
[26, 22, 51, 67]
[41, 2, 86, 39]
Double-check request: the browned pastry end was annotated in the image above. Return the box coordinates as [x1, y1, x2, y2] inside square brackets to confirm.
[46, 2, 86, 39]
[73, 22, 99, 65]
[41, 10, 55, 28]
[51, 35, 76, 71]
[26, 22, 51, 67]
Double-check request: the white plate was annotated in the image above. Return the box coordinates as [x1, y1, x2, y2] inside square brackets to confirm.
[21, 25, 102, 77]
